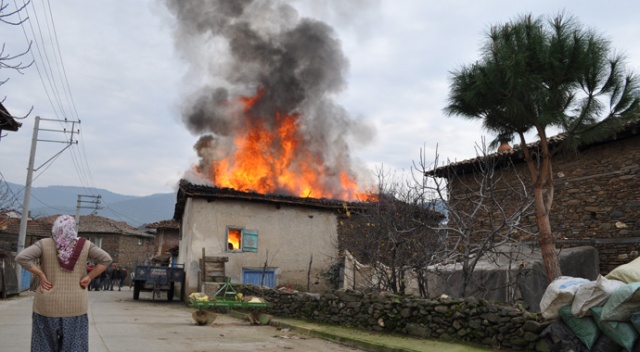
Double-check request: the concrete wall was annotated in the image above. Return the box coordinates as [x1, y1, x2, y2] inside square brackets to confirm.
[179, 198, 340, 295]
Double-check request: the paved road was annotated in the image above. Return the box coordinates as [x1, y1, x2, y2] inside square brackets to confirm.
[0, 289, 363, 352]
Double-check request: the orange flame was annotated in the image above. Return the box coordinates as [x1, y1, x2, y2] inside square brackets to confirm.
[197, 88, 373, 201]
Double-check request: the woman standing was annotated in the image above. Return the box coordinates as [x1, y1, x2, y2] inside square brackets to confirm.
[15, 215, 112, 352]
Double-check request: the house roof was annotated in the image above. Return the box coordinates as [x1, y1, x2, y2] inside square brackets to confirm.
[144, 219, 179, 230]
[173, 179, 371, 221]
[426, 119, 640, 178]
[0, 218, 51, 237]
[0, 102, 22, 132]
[40, 214, 154, 238]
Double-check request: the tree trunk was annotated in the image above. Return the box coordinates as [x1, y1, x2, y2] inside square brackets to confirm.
[522, 129, 562, 283]
[534, 187, 562, 282]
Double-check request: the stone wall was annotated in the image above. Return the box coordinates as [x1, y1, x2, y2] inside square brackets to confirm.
[450, 134, 640, 274]
[238, 285, 546, 351]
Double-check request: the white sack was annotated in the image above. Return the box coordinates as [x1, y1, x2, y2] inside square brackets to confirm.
[540, 276, 590, 320]
[571, 275, 626, 317]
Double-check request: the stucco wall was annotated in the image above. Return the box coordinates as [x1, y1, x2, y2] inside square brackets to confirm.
[178, 198, 340, 295]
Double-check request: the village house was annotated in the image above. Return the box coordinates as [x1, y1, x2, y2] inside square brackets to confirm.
[0, 215, 51, 295]
[1, 214, 156, 292]
[73, 215, 156, 273]
[173, 180, 365, 296]
[0, 215, 50, 252]
[144, 219, 180, 265]
[37, 215, 156, 276]
[427, 120, 640, 275]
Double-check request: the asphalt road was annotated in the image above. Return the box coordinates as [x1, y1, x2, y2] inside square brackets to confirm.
[0, 288, 364, 352]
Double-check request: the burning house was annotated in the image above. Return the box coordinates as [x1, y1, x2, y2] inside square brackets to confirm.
[174, 180, 369, 294]
[165, 1, 376, 295]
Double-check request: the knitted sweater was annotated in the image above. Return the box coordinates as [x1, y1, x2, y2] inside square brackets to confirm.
[16, 238, 111, 317]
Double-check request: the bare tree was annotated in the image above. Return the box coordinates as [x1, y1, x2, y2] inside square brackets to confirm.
[420, 141, 537, 300]
[0, 0, 34, 126]
[338, 167, 445, 296]
[0, 0, 32, 77]
[337, 137, 544, 304]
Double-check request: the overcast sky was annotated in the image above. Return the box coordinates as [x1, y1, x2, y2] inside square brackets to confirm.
[1, 0, 639, 198]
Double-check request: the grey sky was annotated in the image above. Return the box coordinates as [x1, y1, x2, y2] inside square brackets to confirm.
[1, 0, 639, 197]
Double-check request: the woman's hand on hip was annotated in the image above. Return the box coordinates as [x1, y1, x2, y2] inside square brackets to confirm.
[39, 274, 53, 292]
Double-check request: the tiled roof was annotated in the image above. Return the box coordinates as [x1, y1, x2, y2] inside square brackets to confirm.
[40, 214, 154, 238]
[0, 218, 51, 237]
[173, 179, 371, 221]
[144, 219, 179, 229]
[427, 119, 640, 177]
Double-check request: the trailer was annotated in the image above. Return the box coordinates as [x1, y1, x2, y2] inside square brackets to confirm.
[189, 279, 269, 325]
[132, 264, 185, 302]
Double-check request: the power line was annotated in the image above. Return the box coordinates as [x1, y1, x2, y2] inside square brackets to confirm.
[13, 1, 100, 198]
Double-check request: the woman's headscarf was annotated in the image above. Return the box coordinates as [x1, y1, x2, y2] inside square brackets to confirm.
[52, 215, 85, 271]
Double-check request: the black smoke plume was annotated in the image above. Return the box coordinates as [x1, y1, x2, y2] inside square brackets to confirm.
[165, 0, 374, 197]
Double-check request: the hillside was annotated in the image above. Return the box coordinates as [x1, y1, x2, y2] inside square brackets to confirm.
[4, 182, 175, 227]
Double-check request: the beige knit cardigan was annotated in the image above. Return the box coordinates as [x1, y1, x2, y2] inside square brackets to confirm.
[33, 238, 91, 317]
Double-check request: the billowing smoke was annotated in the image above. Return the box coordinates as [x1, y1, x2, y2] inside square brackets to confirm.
[165, 0, 374, 197]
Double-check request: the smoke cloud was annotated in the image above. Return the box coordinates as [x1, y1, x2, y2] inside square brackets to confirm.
[165, 0, 374, 197]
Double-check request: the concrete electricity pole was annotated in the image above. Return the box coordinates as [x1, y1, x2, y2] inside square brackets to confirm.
[16, 116, 79, 290]
[75, 194, 103, 231]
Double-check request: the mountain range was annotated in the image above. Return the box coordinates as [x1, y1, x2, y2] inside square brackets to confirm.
[3, 182, 176, 228]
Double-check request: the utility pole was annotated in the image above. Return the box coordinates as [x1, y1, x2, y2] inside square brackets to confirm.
[16, 116, 79, 290]
[75, 194, 102, 231]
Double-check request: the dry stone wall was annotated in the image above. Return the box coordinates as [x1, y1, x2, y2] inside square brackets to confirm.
[239, 285, 547, 351]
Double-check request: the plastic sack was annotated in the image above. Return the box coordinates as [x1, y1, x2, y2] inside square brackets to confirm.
[631, 312, 640, 335]
[571, 275, 626, 317]
[559, 305, 601, 350]
[539, 321, 590, 352]
[540, 276, 590, 320]
[600, 282, 640, 321]
[592, 306, 638, 352]
[188, 292, 209, 302]
[590, 334, 623, 352]
[606, 256, 640, 283]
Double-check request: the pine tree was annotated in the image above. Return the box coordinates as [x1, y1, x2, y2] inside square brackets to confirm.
[444, 13, 640, 282]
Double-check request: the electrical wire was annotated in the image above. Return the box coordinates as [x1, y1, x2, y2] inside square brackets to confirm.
[13, 0, 100, 198]
[6, 2, 168, 226]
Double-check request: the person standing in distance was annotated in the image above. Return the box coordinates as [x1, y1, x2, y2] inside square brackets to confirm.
[15, 215, 112, 352]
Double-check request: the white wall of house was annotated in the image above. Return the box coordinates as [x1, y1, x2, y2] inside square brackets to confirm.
[178, 197, 339, 295]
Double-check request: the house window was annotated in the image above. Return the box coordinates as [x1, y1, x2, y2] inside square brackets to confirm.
[95, 237, 103, 248]
[138, 238, 143, 246]
[226, 227, 258, 253]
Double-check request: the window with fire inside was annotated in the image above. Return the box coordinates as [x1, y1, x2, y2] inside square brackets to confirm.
[226, 227, 258, 253]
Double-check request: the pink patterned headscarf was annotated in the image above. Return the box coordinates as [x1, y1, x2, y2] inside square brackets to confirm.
[51, 215, 79, 269]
